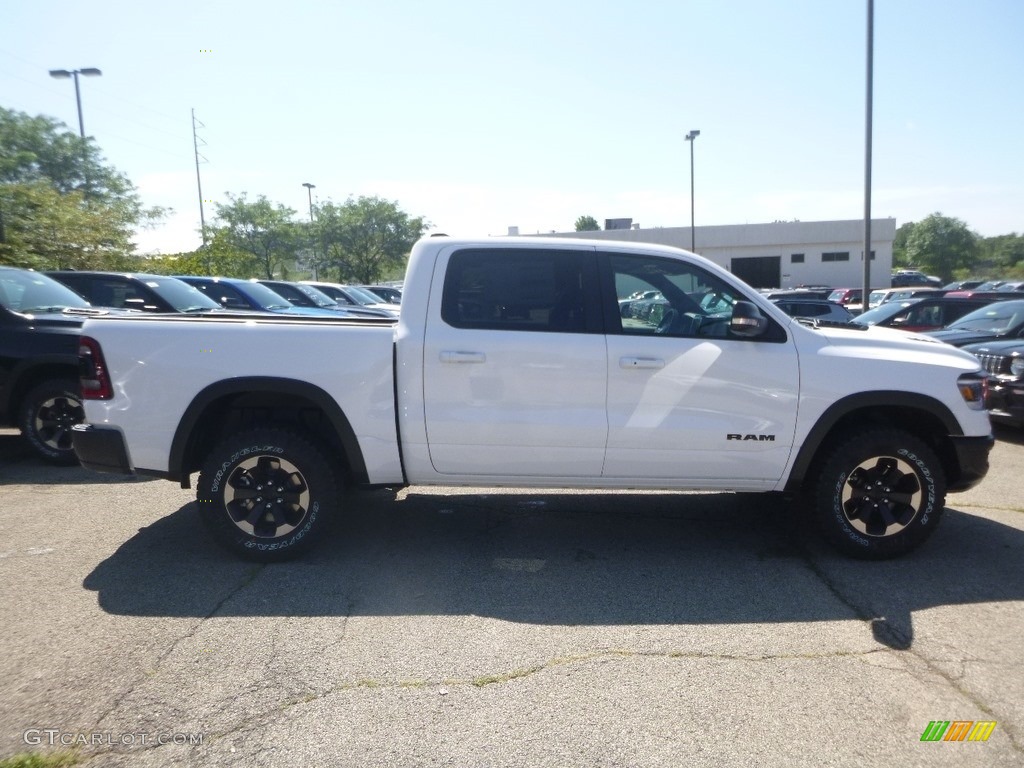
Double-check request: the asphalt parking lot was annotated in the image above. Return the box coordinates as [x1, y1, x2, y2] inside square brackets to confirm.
[1, 427, 1022, 767]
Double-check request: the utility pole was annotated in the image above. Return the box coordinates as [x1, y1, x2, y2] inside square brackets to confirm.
[862, 0, 874, 305]
[685, 130, 700, 252]
[192, 109, 208, 247]
[302, 182, 317, 279]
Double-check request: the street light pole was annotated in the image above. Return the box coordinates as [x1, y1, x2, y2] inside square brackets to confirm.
[302, 182, 317, 279]
[48, 68, 102, 138]
[685, 130, 700, 252]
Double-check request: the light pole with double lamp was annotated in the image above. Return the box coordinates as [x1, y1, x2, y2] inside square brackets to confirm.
[48, 68, 102, 138]
[685, 129, 700, 252]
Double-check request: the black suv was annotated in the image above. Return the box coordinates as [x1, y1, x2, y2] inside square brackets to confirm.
[0, 267, 114, 463]
[964, 339, 1024, 428]
[47, 271, 222, 313]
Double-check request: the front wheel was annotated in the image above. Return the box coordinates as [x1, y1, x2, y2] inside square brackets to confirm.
[19, 379, 84, 465]
[813, 429, 946, 560]
[197, 428, 340, 561]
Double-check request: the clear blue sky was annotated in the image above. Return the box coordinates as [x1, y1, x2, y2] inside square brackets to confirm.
[3, 0, 1022, 253]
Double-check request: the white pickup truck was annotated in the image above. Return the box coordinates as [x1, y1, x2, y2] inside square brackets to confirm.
[72, 237, 993, 561]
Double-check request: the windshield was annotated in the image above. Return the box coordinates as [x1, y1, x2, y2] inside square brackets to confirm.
[853, 300, 920, 325]
[143, 275, 221, 311]
[292, 283, 338, 307]
[239, 281, 295, 309]
[947, 302, 1024, 333]
[346, 285, 386, 305]
[0, 268, 91, 312]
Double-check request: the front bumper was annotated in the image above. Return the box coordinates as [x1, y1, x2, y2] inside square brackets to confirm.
[986, 381, 1024, 428]
[72, 423, 132, 474]
[947, 434, 994, 492]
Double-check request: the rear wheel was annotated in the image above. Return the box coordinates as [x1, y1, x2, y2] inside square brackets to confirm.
[814, 429, 945, 559]
[197, 428, 339, 561]
[19, 379, 84, 465]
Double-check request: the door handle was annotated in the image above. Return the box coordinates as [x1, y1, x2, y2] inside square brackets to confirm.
[619, 356, 665, 369]
[440, 351, 486, 364]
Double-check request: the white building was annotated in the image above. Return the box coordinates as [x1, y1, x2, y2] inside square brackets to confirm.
[538, 218, 895, 289]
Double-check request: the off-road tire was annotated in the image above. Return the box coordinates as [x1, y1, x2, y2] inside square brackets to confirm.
[18, 378, 84, 465]
[814, 428, 945, 560]
[196, 428, 339, 561]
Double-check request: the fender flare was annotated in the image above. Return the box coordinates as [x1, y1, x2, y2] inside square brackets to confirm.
[168, 376, 369, 484]
[784, 390, 963, 493]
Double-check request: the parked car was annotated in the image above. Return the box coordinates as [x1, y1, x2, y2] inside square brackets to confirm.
[963, 339, 1024, 428]
[771, 298, 854, 323]
[0, 267, 114, 463]
[177, 276, 340, 316]
[942, 279, 987, 291]
[891, 270, 942, 288]
[866, 287, 943, 310]
[925, 300, 1024, 347]
[257, 280, 391, 318]
[996, 281, 1024, 293]
[358, 285, 402, 304]
[48, 271, 223, 313]
[763, 287, 833, 301]
[854, 297, 998, 333]
[301, 281, 400, 317]
[826, 288, 865, 314]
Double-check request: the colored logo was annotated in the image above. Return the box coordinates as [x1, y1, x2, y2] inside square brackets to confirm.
[920, 721, 996, 742]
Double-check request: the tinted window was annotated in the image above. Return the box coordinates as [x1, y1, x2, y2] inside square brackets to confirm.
[188, 281, 251, 309]
[607, 254, 741, 338]
[0, 269, 90, 312]
[442, 249, 597, 333]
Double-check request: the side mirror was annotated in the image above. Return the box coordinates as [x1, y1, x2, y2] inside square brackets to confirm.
[730, 301, 768, 338]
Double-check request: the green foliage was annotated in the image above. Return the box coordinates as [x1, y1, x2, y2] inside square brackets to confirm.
[891, 221, 915, 267]
[210, 193, 299, 279]
[0, 106, 165, 269]
[902, 213, 978, 281]
[574, 215, 600, 232]
[978, 233, 1024, 276]
[316, 196, 427, 284]
[0, 751, 80, 768]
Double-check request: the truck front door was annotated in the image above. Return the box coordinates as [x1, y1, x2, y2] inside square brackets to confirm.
[599, 251, 800, 488]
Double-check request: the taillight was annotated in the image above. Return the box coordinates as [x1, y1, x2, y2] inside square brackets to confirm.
[79, 336, 113, 400]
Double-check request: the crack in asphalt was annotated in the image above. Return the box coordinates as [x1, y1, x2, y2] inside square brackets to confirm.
[797, 550, 1023, 754]
[90, 563, 265, 733]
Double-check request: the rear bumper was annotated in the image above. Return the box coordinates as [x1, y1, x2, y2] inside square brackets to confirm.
[72, 423, 132, 474]
[947, 434, 994, 492]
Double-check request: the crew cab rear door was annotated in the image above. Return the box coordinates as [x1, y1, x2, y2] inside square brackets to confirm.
[421, 246, 608, 477]
[599, 250, 800, 487]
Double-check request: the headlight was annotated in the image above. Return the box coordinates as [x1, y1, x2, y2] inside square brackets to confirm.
[957, 372, 988, 410]
[1011, 357, 1024, 377]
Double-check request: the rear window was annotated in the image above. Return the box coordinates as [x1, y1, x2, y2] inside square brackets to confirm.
[442, 249, 596, 333]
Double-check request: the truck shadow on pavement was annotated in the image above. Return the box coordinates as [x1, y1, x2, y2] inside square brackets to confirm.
[0, 432, 158, 485]
[82, 488, 1024, 651]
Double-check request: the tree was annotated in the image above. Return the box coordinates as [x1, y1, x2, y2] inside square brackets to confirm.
[210, 193, 300, 279]
[891, 221, 915, 268]
[0, 106, 165, 269]
[575, 215, 600, 232]
[978, 233, 1024, 277]
[903, 213, 979, 281]
[317, 196, 427, 283]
